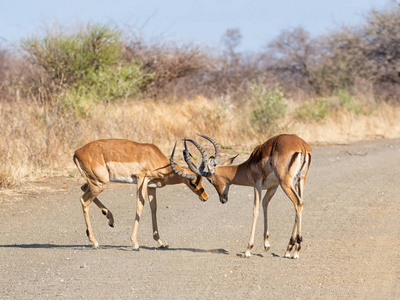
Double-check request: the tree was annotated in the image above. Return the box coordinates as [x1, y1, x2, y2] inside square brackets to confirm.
[265, 27, 319, 95]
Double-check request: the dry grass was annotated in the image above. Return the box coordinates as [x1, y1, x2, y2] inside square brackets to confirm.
[1, 96, 400, 188]
[291, 102, 400, 144]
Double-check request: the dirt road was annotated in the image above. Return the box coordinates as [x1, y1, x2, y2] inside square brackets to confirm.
[1, 138, 400, 299]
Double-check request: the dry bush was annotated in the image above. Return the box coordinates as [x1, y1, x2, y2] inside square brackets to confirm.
[0, 47, 29, 103]
[125, 36, 210, 97]
[0, 100, 83, 185]
[0, 47, 9, 100]
[124, 30, 265, 100]
[362, 3, 400, 100]
[200, 28, 266, 99]
[310, 29, 370, 96]
[263, 27, 320, 96]
[261, 3, 400, 101]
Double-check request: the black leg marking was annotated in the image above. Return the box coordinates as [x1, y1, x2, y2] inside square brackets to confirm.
[86, 229, 89, 237]
[286, 237, 296, 253]
[81, 183, 89, 192]
[296, 235, 303, 244]
[102, 210, 107, 216]
[296, 235, 303, 252]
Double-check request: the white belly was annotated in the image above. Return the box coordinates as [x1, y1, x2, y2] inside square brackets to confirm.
[109, 176, 159, 188]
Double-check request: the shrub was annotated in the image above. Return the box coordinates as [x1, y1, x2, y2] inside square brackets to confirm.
[61, 62, 153, 116]
[21, 23, 152, 114]
[21, 23, 121, 87]
[295, 98, 331, 121]
[337, 89, 361, 114]
[248, 83, 287, 132]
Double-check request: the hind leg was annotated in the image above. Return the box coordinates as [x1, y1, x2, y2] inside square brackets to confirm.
[81, 184, 114, 227]
[80, 185, 105, 248]
[280, 179, 303, 259]
[93, 198, 114, 228]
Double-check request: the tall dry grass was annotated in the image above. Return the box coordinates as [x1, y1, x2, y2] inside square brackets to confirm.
[1, 96, 400, 188]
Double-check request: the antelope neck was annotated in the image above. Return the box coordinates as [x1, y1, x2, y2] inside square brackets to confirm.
[216, 163, 253, 187]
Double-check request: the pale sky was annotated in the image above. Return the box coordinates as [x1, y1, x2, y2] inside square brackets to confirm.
[0, 0, 391, 52]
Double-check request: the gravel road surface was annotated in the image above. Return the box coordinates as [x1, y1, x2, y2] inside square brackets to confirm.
[1, 138, 400, 299]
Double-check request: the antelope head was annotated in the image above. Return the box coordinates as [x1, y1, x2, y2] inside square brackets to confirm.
[183, 135, 238, 204]
[169, 142, 208, 202]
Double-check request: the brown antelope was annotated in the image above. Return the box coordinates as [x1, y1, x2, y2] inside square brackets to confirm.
[73, 139, 208, 250]
[183, 134, 312, 258]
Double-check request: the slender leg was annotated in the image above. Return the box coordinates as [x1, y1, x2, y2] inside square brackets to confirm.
[93, 198, 114, 227]
[294, 176, 307, 257]
[131, 177, 148, 250]
[281, 179, 303, 259]
[244, 180, 263, 258]
[262, 186, 278, 251]
[80, 186, 104, 248]
[148, 187, 168, 248]
[81, 183, 114, 227]
[285, 214, 298, 257]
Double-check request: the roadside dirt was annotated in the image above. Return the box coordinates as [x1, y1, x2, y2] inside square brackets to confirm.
[1, 138, 400, 299]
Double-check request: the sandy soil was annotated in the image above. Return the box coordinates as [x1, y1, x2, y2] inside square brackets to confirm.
[1, 138, 400, 299]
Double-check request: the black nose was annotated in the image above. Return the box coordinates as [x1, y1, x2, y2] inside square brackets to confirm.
[220, 198, 228, 204]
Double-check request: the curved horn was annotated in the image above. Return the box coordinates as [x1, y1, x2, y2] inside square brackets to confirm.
[196, 134, 220, 164]
[170, 142, 196, 180]
[184, 138, 209, 177]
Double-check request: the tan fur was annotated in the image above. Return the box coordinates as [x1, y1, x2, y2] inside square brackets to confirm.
[73, 139, 208, 249]
[202, 134, 312, 258]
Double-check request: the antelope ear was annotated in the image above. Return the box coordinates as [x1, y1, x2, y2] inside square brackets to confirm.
[221, 154, 239, 166]
[207, 156, 217, 174]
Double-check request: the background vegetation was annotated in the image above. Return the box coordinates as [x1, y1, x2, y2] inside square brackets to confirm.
[1, 3, 400, 188]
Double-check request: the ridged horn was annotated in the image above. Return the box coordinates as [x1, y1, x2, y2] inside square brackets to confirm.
[196, 134, 220, 164]
[184, 138, 209, 177]
[170, 142, 196, 180]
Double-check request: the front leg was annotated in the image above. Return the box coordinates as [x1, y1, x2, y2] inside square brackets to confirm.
[244, 180, 263, 257]
[148, 187, 168, 248]
[131, 177, 149, 251]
